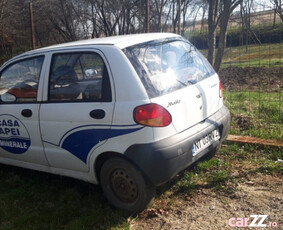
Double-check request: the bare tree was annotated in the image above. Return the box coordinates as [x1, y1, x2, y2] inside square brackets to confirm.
[0, 0, 8, 40]
[154, 0, 169, 32]
[240, 0, 261, 49]
[270, 0, 283, 23]
[0, 0, 10, 60]
[48, 0, 84, 42]
[87, 0, 141, 36]
[181, 0, 193, 35]
[207, 0, 243, 72]
[2, 0, 32, 51]
[0, 0, 7, 24]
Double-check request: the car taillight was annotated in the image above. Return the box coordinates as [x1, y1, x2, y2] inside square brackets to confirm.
[133, 103, 172, 127]
[219, 80, 223, 98]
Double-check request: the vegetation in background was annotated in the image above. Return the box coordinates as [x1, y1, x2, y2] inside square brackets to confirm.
[221, 43, 283, 68]
[189, 23, 283, 50]
[224, 91, 282, 141]
[199, 42, 283, 68]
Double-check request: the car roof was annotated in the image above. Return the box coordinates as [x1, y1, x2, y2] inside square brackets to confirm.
[1, 33, 181, 66]
[48, 33, 179, 48]
[31, 33, 181, 54]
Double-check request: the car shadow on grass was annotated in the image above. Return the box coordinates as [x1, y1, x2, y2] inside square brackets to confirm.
[0, 164, 131, 230]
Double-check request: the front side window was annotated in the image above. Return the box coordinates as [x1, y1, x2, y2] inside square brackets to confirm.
[124, 39, 215, 98]
[49, 52, 111, 102]
[0, 56, 44, 103]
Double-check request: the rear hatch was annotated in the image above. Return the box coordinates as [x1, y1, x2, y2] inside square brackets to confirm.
[124, 38, 222, 133]
[151, 74, 221, 133]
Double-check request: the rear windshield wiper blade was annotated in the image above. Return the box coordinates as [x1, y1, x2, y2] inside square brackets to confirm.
[187, 80, 196, 85]
[174, 78, 188, 87]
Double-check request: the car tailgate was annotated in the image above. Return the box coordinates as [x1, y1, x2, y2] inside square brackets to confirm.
[151, 74, 222, 133]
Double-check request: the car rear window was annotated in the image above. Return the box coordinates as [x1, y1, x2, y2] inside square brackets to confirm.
[123, 39, 215, 98]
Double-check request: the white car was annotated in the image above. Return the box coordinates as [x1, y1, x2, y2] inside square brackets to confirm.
[0, 33, 230, 212]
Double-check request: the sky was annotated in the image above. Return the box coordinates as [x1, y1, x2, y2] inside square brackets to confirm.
[188, 0, 275, 21]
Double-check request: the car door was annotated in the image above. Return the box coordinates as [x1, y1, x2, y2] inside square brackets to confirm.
[39, 50, 115, 172]
[0, 55, 49, 166]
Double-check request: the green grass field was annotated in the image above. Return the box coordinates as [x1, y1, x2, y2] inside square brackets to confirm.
[222, 43, 283, 68]
[213, 42, 282, 140]
[224, 91, 282, 141]
[200, 43, 283, 68]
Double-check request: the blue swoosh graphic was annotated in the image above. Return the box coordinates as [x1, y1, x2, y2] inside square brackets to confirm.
[61, 127, 143, 163]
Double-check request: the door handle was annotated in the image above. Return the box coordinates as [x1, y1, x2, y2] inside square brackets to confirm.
[196, 93, 202, 98]
[21, 109, 33, 118]
[89, 109, 105, 119]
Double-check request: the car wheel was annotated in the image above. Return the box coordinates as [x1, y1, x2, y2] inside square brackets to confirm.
[100, 157, 155, 213]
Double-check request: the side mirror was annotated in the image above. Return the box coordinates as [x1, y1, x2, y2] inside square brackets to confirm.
[1, 92, 16, 102]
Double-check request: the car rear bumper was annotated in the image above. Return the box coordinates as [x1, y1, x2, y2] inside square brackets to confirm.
[124, 106, 231, 186]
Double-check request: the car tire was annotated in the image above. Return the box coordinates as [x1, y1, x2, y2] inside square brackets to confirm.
[100, 157, 155, 213]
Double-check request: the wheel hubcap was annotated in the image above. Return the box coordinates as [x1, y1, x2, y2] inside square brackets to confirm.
[110, 169, 138, 203]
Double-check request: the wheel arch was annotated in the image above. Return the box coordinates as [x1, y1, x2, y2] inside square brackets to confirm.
[94, 151, 129, 184]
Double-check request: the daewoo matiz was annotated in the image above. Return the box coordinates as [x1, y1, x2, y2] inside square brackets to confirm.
[0, 33, 230, 212]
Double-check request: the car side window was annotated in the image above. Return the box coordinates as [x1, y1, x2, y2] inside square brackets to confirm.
[0, 56, 44, 103]
[49, 52, 111, 102]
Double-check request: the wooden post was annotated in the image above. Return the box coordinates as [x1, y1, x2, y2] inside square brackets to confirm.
[29, 2, 36, 50]
[177, 0, 181, 34]
[146, 0, 150, 33]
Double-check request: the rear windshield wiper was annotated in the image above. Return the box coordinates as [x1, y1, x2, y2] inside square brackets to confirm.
[187, 80, 196, 85]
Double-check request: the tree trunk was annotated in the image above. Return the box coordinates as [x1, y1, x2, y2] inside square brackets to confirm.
[207, 0, 216, 65]
[214, 0, 232, 72]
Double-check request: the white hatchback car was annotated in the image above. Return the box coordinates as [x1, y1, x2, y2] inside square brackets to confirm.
[0, 33, 230, 212]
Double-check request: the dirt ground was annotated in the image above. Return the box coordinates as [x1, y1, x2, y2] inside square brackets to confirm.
[218, 67, 282, 92]
[130, 174, 282, 230]
[130, 156, 282, 230]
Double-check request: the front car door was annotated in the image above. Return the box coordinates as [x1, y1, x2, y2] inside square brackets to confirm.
[0, 55, 49, 166]
[40, 49, 115, 172]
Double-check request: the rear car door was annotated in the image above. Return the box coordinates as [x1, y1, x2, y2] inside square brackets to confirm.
[39, 50, 114, 172]
[0, 56, 49, 166]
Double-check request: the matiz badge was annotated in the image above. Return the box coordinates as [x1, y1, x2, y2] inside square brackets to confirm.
[0, 114, 31, 154]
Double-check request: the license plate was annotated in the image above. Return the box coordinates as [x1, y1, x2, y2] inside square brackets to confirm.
[192, 129, 220, 156]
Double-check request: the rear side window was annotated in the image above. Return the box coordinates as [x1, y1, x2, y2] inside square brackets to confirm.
[124, 39, 215, 98]
[0, 56, 44, 103]
[49, 52, 111, 102]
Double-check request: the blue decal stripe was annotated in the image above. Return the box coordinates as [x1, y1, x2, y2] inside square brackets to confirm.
[61, 127, 143, 163]
[0, 136, 30, 141]
[59, 124, 141, 146]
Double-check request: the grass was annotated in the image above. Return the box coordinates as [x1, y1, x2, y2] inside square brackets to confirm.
[224, 91, 282, 141]
[0, 143, 282, 229]
[221, 43, 283, 68]
[200, 43, 283, 68]
[0, 167, 130, 230]
[171, 157, 234, 196]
